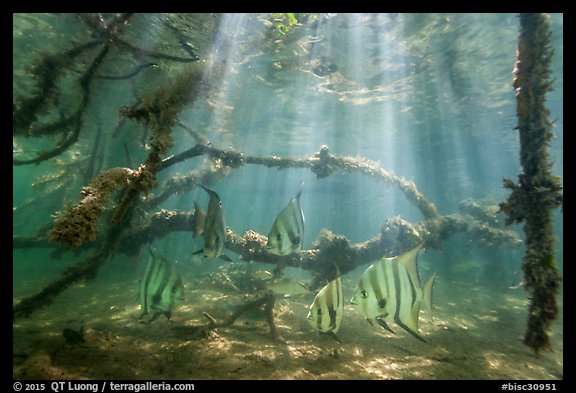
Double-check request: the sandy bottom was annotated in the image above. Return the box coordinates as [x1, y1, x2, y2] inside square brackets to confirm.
[13, 267, 563, 380]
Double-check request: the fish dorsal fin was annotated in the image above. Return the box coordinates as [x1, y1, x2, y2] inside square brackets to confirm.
[201, 185, 222, 213]
[292, 182, 305, 221]
[395, 243, 423, 288]
[199, 184, 220, 200]
[295, 181, 304, 202]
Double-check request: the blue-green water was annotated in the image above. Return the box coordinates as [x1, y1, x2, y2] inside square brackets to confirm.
[13, 13, 563, 380]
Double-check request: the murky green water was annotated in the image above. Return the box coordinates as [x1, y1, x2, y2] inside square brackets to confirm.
[13, 13, 563, 380]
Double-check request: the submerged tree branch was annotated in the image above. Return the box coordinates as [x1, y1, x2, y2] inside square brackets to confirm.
[13, 39, 102, 138]
[12, 198, 521, 319]
[14, 126, 522, 319]
[13, 44, 111, 166]
[171, 291, 283, 343]
[156, 143, 438, 220]
[13, 248, 109, 319]
[13, 12, 200, 166]
[204, 291, 284, 342]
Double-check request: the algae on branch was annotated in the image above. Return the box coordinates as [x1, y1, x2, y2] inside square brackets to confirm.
[500, 13, 563, 354]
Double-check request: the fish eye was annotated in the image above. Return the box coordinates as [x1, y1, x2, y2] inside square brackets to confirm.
[361, 290, 368, 298]
[316, 308, 322, 316]
[276, 233, 282, 242]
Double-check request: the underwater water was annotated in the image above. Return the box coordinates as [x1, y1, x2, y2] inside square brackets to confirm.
[13, 13, 563, 380]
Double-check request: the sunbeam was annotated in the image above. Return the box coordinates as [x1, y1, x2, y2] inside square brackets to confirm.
[13, 13, 563, 380]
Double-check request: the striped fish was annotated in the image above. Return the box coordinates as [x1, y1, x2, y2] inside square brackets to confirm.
[196, 185, 227, 259]
[139, 250, 185, 323]
[306, 265, 343, 342]
[351, 244, 435, 342]
[266, 183, 305, 255]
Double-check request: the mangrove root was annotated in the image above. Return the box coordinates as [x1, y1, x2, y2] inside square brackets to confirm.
[501, 13, 563, 354]
[171, 291, 284, 343]
[49, 167, 140, 249]
[203, 291, 284, 342]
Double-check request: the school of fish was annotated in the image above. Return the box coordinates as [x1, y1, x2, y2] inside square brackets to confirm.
[138, 183, 436, 343]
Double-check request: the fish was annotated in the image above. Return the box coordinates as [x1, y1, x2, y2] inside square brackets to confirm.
[193, 201, 206, 238]
[140, 249, 185, 322]
[194, 185, 228, 259]
[509, 280, 525, 289]
[266, 278, 311, 297]
[253, 269, 273, 281]
[307, 265, 343, 342]
[350, 244, 436, 342]
[266, 183, 305, 255]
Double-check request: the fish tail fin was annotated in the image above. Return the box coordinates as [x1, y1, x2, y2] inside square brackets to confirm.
[329, 331, 342, 343]
[422, 272, 436, 323]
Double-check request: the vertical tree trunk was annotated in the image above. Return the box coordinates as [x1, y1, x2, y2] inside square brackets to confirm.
[500, 13, 563, 354]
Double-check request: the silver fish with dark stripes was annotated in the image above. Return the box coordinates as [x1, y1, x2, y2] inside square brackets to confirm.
[195, 185, 227, 259]
[140, 250, 185, 323]
[351, 244, 435, 342]
[307, 265, 343, 342]
[267, 183, 305, 255]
